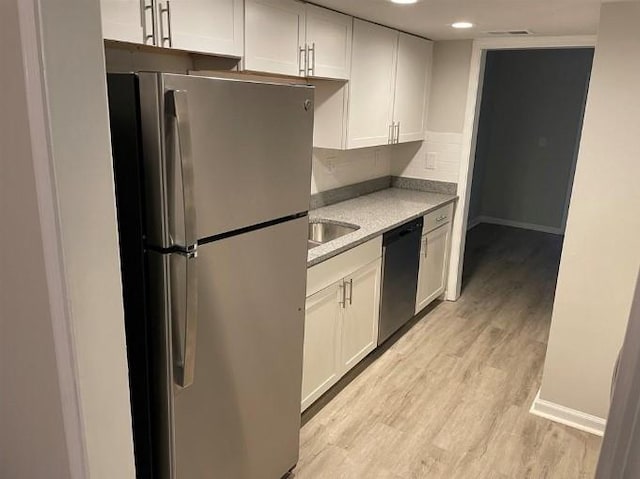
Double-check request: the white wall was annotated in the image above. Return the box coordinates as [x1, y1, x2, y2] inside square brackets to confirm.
[3, 0, 138, 477]
[539, 1, 640, 420]
[0, 2, 72, 477]
[311, 147, 392, 194]
[38, 0, 137, 474]
[469, 48, 593, 233]
[392, 40, 473, 184]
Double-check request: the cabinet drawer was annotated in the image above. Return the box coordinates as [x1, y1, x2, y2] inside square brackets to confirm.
[423, 202, 454, 234]
[307, 236, 382, 297]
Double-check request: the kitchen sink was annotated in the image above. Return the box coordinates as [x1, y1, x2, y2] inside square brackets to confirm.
[308, 220, 360, 249]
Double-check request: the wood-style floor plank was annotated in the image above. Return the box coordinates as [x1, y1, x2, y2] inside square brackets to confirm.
[294, 224, 602, 479]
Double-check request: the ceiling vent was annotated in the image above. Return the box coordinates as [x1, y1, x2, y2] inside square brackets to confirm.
[485, 30, 534, 36]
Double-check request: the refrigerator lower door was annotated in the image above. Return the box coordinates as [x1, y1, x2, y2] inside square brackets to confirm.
[160, 215, 308, 479]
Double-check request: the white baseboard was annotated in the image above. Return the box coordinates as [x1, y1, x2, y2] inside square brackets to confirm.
[470, 216, 564, 235]
[529, 389, 606, 436]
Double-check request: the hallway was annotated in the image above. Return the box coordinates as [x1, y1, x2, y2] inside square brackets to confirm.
[295, 224, 602, 478]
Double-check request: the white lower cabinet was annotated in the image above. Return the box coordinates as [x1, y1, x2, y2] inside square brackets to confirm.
[301, 282, 342, 410]
[415, 204, 454, 314]
[341, 260, 382, 372]
[302, 238, 382, 411]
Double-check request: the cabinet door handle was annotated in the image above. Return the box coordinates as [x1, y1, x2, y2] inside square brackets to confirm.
[347, 279, 353, 306]
[394, 122, 400, 143]
[299, 46, 307, 76]
[159, 1, 172, 47]
[388, 122, 394, 144]
[141, 0, 156, 45]
[423, 237, 428, 258]
[339, 282, 346, 308]
[307, 42, 316, 76]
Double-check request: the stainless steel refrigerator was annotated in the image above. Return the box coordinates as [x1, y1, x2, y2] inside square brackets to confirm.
[107, 72, 314, 479]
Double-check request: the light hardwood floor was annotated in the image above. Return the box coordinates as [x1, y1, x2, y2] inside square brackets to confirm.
[295, 224, 602, 479]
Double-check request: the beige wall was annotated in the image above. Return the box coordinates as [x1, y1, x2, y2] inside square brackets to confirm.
[427, 40, 474, 134]
[540, 1, 640, 419]
[37, 0, 137, 476]
[1, 0, 138, 476]
[0, 2, 72, 477]
[392, 40, 473, 184]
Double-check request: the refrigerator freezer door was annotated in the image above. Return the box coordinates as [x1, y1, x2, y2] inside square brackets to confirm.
[164, 216, 308, 479]
[139, 73, 314, 248]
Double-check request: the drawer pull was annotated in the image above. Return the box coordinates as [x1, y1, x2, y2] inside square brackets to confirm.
[436, 215, 448, 222]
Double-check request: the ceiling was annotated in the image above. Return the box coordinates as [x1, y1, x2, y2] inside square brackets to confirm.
[310, 0, 605, 41]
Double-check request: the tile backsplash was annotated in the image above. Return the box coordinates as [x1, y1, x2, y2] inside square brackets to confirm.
[311, 147, 392, 194]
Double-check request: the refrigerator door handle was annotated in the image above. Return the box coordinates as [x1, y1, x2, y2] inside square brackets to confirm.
[172, 250, 198, 389]
[166, 89, 198, 252]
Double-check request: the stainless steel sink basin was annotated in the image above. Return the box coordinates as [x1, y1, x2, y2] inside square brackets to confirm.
[308, 220, 359, 249]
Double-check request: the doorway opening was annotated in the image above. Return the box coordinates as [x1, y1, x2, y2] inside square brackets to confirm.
[462, 48, 593, 293]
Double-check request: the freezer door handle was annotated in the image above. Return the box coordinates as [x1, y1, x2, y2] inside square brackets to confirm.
[171, 250, 198, 388]
[166, 89, 198, 252]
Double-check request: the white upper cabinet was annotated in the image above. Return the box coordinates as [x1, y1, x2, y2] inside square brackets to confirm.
[245, 0, 306, 76]
[393, 33, 432, 143]
[305, 5, 352, 80]
[346, 20, 398, 149]
[101, 0, 146, 44]
[312, 20, 433, 149]
[100, 0, 243, 57]
[167, 0, 243, 56]
[244, 0, 352, 79]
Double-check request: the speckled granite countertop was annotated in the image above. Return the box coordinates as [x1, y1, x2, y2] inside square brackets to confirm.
[307, 188, 457, 267]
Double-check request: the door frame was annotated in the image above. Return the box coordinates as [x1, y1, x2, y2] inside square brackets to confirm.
[446, 35, 597, 300]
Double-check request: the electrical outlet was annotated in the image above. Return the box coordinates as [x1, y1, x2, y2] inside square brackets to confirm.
[425, 152, 438, 170]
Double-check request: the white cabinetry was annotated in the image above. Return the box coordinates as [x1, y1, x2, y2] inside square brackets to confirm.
[305, 5, 352, 80]
[346, 20, 398, 149]
[313, 20, 432, 149]
[245, 0, 306, 76]
[341, 260, 381, 371]
[393, 33, 433, 143]
[302, 238, 382, 411]
[100, 0, 243, 57]
[244, 0, 352, 79]
[101, 0, 146, 44]
[301, 282, 342, 409]
[416, 203, 454, 314]
[168, 0, 243, 56]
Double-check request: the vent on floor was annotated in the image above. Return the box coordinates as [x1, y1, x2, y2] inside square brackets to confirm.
[485, 30, 534, 36]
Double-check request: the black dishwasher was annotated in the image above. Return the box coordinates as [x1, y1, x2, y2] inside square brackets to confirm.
[378, 217, 423, 345]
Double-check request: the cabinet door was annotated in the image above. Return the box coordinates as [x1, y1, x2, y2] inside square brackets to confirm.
[347, 20, 398, 149]
[342, 259, 382, 372]
[301, 281, 342, 411]
[168, 0, 243, 56]
[245, 0, 306, 76]
[415, 225, 450, 314]
[305, 5, 352, 80]
[101, 0, 145, 43]
[393, 33, 432, 143]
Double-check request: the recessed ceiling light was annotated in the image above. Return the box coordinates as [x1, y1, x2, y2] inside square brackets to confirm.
[390, 0, 418, 4]
[452, 21, 474, 29]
